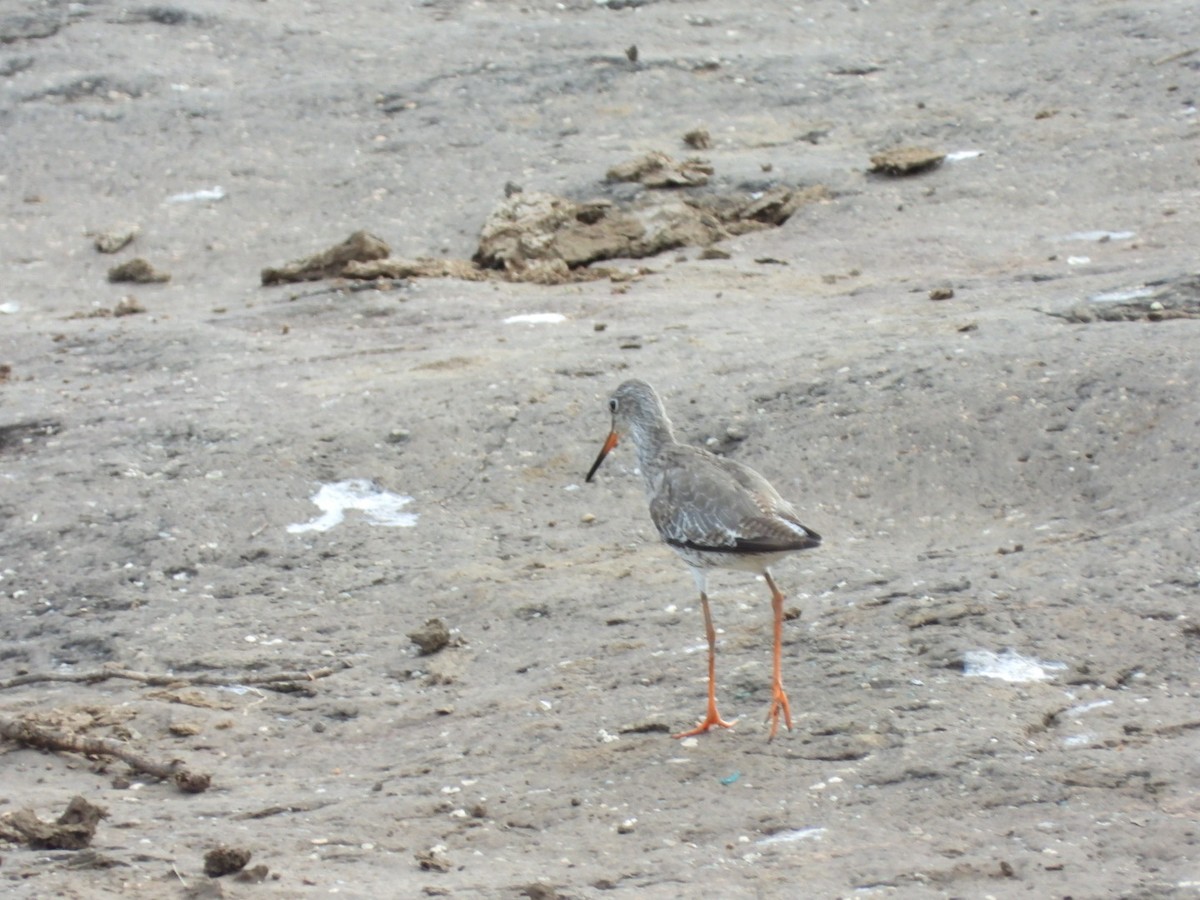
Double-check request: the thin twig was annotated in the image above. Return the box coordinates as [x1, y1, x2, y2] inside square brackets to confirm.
[0, 661, 351, 693]
[1153, 47, 1199, 65]
[0, 715, 212, 793]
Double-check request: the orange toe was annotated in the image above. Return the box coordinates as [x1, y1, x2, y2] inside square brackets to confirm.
[765, 686, 793, 741]
[673, 708, 737, 739]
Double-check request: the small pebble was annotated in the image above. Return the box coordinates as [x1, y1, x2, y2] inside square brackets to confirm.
[94, 225, 139, 254]
[113, 295, 145, 317]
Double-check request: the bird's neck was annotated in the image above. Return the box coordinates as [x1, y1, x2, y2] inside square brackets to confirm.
[631, 417, 676, 473]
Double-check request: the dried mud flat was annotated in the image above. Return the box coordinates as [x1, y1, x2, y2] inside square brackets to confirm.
[2, 2, 1199, 898]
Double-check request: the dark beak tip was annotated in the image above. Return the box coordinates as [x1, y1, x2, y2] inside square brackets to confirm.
[584, 455, 605, 483]
[585, 431, 618, 483]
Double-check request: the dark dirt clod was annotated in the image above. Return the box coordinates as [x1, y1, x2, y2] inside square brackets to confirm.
[408, 618, 452, 655]
[107, 258, 170, 284]
[682, 127, 711, 149]
[204, 845, 252, 877]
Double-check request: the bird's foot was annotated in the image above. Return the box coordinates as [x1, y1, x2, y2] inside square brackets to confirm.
[765, 685, 793, 742]
[673, 707, 737, 739]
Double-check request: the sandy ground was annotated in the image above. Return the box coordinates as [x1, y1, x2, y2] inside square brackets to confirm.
[2, 1, 1200, 897]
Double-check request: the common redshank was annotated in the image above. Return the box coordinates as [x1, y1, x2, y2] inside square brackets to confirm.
[586, 379, 821, 740]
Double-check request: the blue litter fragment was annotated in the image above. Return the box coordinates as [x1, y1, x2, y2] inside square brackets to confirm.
[719, 771, 741, 786]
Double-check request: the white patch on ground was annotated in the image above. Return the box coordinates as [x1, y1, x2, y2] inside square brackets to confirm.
[1054, 230, 1136, 242]
[504, 313, 566, 324]
[166, 185, 226, 203]
[288, 479, 417, 533]
[1089, 287, 1157, 303]
[757, 826, 826, 845]
[962, 649, 1067, 683]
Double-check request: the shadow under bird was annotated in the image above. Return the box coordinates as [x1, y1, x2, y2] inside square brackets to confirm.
[585, 379, 822, 740]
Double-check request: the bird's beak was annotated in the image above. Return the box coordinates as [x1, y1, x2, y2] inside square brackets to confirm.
[585, 430, 619, 482]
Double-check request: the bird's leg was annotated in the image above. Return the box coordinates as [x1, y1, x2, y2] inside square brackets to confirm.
[673, 590, 737, 738]
[763, 571, 793, 741]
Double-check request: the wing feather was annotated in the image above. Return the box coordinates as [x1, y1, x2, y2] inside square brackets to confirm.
[648, 446, 820, 554]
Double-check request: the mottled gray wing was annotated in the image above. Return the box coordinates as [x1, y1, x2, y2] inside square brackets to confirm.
[649, 447, 820, 553]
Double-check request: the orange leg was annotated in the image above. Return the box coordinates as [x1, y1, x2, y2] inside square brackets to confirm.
[764, 571, 793, 741]
[673, 591, 737, 738]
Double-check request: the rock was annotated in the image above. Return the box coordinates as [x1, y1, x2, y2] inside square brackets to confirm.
[627, 200, 722, 256]
[732, 184, 830, 227]
[0, 796, 107, 850]
[318, 181, 831, 288]
[344, 257, 486, 281]
[605, 151, 714, 187]
[473, 191, 643, 274]
[261, 230, 390, 285]
[869, 146, 945, 175]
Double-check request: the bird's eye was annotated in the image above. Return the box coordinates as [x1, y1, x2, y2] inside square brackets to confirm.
[608, 398, 618, 413]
